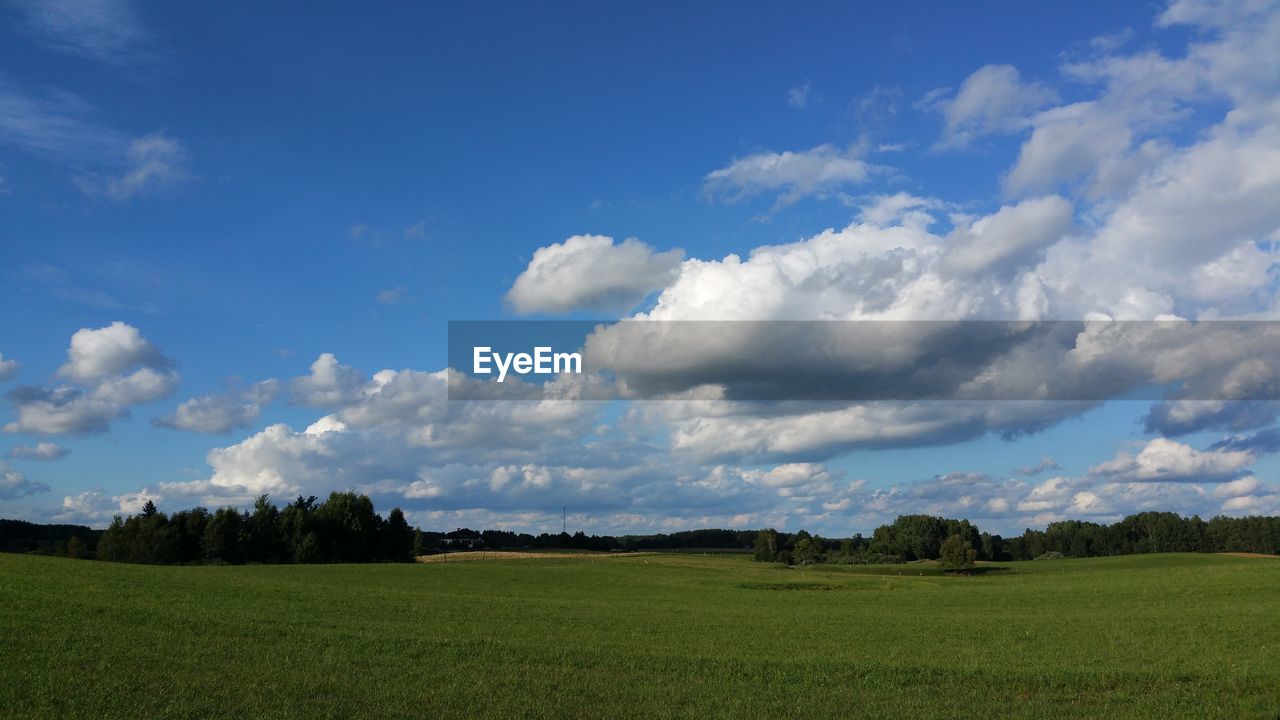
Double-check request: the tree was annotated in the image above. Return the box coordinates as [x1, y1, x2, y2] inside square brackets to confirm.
[65, 535, 89, 559]
[314, 492, 381, 562]
[938, 533, 977, 573]
[203, 507, 246, 563]
[792, 534, 825, 566]
[382, 508, 415, 562]
[246, 495, 283, 563]
[752, 529, 780, 562]
[96, 516, 127, 562]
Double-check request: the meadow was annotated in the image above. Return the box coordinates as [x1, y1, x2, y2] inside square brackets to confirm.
[2, 551, 1277, 719]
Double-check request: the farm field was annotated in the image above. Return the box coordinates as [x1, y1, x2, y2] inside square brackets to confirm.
[2, 552, 1278, 719]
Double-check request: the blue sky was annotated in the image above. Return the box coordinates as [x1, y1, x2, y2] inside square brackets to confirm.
[2, 0, 1280, 535]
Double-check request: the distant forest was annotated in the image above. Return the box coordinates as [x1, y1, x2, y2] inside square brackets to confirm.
[3, 493, 1278, 565]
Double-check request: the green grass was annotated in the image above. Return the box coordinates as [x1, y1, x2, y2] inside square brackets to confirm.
[2, 552, 1278, 719]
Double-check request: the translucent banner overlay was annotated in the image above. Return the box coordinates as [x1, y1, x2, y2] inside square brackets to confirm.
[447, 320, 1280, 402]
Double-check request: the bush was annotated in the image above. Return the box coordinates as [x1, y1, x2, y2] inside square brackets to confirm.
[1034, 551, 1066, 561]
[938, 533, 977, 572]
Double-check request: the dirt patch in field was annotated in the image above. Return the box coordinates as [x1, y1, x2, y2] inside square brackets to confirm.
[1215, 552, 1279, 558]
[416, 551, 654, 563]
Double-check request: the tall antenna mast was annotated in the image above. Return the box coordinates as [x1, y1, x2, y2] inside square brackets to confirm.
[563, 506, 566, 534]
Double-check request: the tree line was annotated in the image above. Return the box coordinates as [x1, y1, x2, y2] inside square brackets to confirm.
[95, 492, 416, 565]
[749, 511, 1280, 566]
[4, 505, 1278, 565]
[430, 527, 758, 554]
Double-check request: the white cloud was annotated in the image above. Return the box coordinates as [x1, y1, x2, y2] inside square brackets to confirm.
[1016, 456, 1061, 476]
[5, 322, 177, 435]
[751, 463, 832, 488]
[58, 321, 167, 383]
[91, 367, 179, 406]
[53, 486, 164, 524]
[1089, 437, 1258, 482]
[1144, 400, 1280, 436]
[0, 78, 123, 158]
[1213, 475, 1260, 499]
[702, 143, 878, 209]
[787, 80, 811, 109]
[4, 386, 123, 435]
[350, 220, 430, 246]
[6, 442, 70, 460]
[857, 192, 945, 228]
[928, 64, 1058, 148]
[75, 133, 191, 200]
[941, 195, 1073, 277]
[853, 86, 901, 125]
[506, 235, 684, 315]
[0, 81, 187, 199]
[11, 0, 152, 64]
[0, 352, 19, 381]
[0, 462, 50, 499]
[1004, 102, 1133, 195]
[154, 380, 280, 434]
[376, 287, 409, 304]
[24, 0, 1280, 534]
[289, 353, 366, 407]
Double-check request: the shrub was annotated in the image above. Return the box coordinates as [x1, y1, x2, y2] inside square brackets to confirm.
[938, 533, 977, 572]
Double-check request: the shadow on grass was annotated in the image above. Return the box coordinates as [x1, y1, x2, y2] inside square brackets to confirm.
[944, 566, 1010, 576]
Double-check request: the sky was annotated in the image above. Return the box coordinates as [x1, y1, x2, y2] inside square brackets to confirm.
[2, 0, 1280, 536]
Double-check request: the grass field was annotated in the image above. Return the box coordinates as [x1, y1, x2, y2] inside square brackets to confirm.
[2, 552, 1278, 719]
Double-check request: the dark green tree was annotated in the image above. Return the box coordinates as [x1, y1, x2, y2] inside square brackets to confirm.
[246, 495, 284, 563]
[382, 508, 415, 562]
[938, 533, 977, 573]
[792, 534, 825, 566]
[202, 507, 246, 563]
[752, 528, 780, 562]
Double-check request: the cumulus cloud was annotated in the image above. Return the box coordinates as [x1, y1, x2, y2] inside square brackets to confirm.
[289, 353, 366, 407]
[1207, 428, 1280, 455]
[53, 486, 164, 524]
[828, 445, 1280, 531]
[749, 463, 833, 489]
[702, 143, 878, 209]
[154, 380, 280, 434]
[857, 192, 946, 228]
[1213, 475, 1260, 499]
[1004, 0, 1277, 198]
[6, 442, 70, 461]
[941, 195, 1073, 277]
[0, 462, 50, 499]
[5, 322, 177, 434]
[1088, 437, 1259, 483]
[30, 0, 1280, 534]
[0, 352, 19, 381]
[4, 385, 122, 434]
[506, 235, 684, 315]
[926, 64, 1058, 148]
[58, 321, 168, 383]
